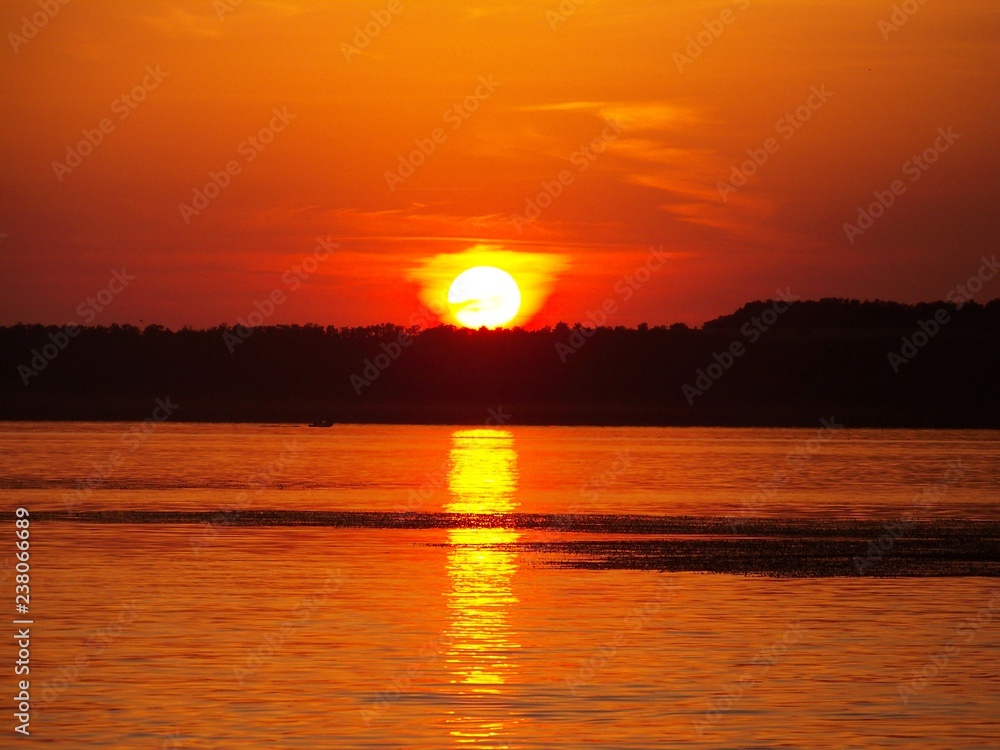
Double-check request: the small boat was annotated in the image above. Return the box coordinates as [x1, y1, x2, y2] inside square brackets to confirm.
[307, 419, 336, 428]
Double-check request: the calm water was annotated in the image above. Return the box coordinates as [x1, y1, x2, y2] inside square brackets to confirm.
[1, 423, 999, 748]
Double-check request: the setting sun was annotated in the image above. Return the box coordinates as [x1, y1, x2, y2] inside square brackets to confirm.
[447, 266, 522, 329]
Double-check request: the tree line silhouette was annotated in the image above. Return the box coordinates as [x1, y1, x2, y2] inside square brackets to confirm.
[1, 298, 997, 426]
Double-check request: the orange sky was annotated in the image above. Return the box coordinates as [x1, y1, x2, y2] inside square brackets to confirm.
[1, 0, 997, 328]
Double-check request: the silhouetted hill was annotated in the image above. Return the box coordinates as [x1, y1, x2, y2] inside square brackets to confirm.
[1, 298, 998, 426]
[703, 297, 1000, 332]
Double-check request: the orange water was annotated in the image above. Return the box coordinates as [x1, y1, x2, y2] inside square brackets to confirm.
[1, 423, 998, 748]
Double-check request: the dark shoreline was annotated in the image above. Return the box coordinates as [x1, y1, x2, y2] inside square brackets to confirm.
[18, 511, 1000, 578]
[4, 298, 999, 428]
[2, 400, 999, 429]
[15, 510, 1000, 534]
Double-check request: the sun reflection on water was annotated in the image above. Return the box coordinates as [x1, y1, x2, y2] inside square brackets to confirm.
[443, 428, 522, 745]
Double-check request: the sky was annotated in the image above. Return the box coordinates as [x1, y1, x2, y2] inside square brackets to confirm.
[1, 0, 998, 329]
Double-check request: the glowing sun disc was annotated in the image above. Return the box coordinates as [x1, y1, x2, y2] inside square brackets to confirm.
[447, 266, 522, 329]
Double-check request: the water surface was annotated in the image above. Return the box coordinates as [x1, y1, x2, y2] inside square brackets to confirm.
[1, 423, 998, 748]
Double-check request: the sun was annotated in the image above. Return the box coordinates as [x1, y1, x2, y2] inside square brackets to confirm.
[447, 266, 522, 329]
